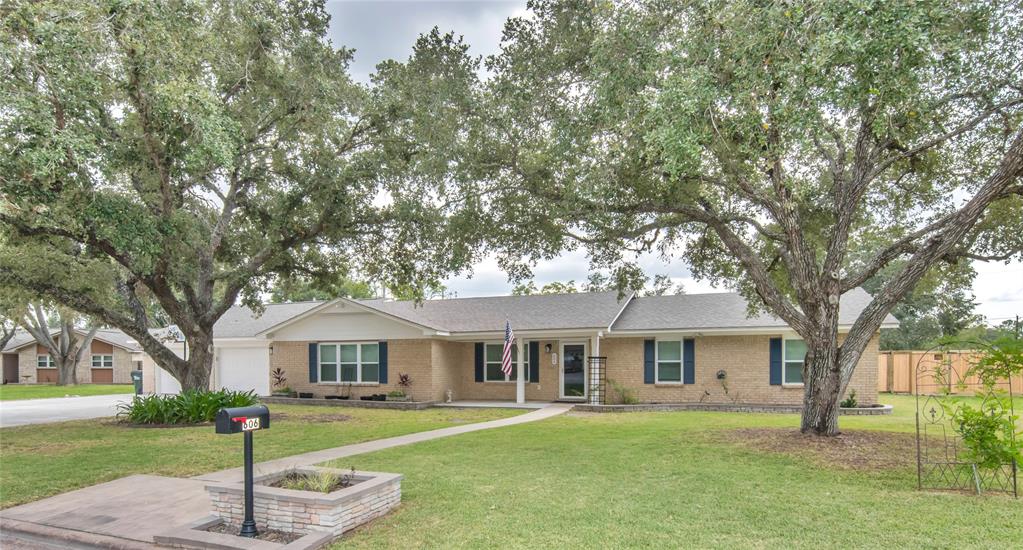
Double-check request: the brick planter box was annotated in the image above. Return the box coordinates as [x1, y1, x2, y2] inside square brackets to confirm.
[206, 467, 402, 537]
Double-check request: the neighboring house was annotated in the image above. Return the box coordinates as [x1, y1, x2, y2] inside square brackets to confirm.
[143, 288, 895, 406]
[1, 328, 142, 385]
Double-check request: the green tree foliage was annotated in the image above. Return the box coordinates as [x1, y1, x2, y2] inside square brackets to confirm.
[453, 0, 1023, 434]
[269, 276, 375, 303]
[0, 2, 474, 389]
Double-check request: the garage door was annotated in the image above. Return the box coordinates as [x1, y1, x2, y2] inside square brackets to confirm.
[217, 347, 270, 396]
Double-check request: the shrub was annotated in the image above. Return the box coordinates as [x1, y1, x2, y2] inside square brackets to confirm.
[117, 388, 258, 425]
[840, 389, 858, 408]
[607, 379, 639, 405]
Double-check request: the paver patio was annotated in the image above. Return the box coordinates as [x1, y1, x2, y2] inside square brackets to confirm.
[0, 403, 572, 548]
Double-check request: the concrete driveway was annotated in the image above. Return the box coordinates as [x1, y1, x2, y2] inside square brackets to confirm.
[0, 394, 134, 427]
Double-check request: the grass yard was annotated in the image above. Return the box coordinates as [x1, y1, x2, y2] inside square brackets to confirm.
[0, 405, 521, 508]
[326, 394, 1022, 549]
[0, 383, 134, 401]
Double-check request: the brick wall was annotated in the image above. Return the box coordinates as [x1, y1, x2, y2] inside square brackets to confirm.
[601, 334, 880, 406]
[270, 339, 434, 399]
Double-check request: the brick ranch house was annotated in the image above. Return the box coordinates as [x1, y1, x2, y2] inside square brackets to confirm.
[142, 289, 895, 406]
[1, 329, 141, 385]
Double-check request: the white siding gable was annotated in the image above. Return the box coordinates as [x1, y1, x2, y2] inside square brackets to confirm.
[270, 309, 425, 341]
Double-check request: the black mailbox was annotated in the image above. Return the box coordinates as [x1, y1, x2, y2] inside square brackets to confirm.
[215, 405, 270, 434]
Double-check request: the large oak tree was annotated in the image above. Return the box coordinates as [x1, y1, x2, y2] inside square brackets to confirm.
[0, 1, 473, 389]
[456, 0, 1023, 434]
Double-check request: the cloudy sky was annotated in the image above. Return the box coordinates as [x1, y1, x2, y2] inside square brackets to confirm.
[324, 0, 1022, 325]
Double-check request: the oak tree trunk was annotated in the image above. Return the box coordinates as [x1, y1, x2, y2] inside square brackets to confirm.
[54, 357, 78, 387]
[179, 330, 214, 392]
[800, 342, 843, 435]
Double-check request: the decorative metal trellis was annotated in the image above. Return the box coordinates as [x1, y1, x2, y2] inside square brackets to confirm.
[915, 344, 1018, 497]
[588, 356, 607, 405]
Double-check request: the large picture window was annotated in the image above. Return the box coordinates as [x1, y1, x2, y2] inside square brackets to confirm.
[656, 340, 682, 383]
[92, 354, 113, 368]
[484, 343, 527, 382]
[783, 338, 806, 384]
[319, 343, 379, 383]
[37, 354, 54, 369]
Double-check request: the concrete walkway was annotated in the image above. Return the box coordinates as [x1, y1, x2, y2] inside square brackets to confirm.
[1, 402, 573, 548]
[0, 394, 134, 427]
[196, 402, 574, 483]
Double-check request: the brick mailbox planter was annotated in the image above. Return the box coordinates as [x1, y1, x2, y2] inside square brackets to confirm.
[207, 466, 403, 537]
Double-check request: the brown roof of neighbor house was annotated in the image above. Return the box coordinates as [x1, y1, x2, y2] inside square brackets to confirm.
[2, 328, 142, 353]
[355, 290, 634, 333]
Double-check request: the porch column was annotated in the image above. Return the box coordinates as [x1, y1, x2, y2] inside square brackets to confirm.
[516, 338, 525, 404]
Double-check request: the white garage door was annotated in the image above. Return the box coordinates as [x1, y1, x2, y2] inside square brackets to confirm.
[217, 347, 270, 396]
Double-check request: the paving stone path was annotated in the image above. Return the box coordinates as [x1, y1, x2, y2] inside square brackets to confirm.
[0, 403, 573, 548]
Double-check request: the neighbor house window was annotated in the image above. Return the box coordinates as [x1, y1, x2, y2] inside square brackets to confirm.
[484, 342, 528, 382]
[319, 343, 379, 383]
[37, 354, 54, 368]
[656, 340, 682, 383]
[92, 355, 113, 368]
[783, 338, 806, 384]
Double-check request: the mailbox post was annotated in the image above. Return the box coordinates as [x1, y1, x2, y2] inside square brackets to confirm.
[215, 405, 270, 538]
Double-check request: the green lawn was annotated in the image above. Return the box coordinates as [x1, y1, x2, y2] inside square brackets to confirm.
[0, 384, 135, 401]
[0, 405, 521, 508]
[326, 394, 1022, 549]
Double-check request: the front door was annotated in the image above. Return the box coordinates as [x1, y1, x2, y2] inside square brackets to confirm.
[560, 342, 587, 399]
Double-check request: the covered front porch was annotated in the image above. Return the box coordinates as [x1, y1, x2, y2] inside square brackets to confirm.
[447, 330, 608, 405]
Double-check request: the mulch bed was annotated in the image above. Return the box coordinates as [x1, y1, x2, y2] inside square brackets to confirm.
[206, 522, 301, 544]
[718, 428, 916, 471]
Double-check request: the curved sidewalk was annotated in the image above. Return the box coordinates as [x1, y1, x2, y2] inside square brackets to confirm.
[1, 403, 573, 549]
[196, 402, 574, 483]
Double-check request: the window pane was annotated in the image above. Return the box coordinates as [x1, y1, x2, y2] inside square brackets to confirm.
[361, 343, 379, 363]
[659, 362, 682, 382]
[320, 364, 338, 382]
[658, 341, 681, 361]
[486, 363, 504, 381]
[105, 356, 113, 367]
[340, 344, 357, 363]
[362, 363, 379, 382]
[785, 362, 804, 384]
[340, 364, 358, 382]
[319, 345, 336, 363]
[486, 344, 502, 362]
[784, 339, 807, 362]
[92, 356, 101, 368]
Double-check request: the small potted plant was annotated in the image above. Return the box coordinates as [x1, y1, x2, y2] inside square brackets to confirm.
[270, 368, 293, 397]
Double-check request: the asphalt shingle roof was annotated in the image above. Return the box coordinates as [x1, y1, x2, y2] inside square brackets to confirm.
[212, 301, 324, 338]
[356, 290, 633, 333]
[2, 328, 142, 352]
[610, 287, 895, 331]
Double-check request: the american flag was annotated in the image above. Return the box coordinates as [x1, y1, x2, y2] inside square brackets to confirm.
[501, 320, 515, 377]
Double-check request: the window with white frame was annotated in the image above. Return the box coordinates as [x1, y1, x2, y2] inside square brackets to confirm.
[319, 343, 379, 383]
[92, 354, 113, 368]
[37, 354, 54, 368]
[656, 340, 682, 383]
[783, 338, 806, 384]
[484, 342, 528, 382]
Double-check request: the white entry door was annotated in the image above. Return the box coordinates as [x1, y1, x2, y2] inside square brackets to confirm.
[559, 342, 588, 399]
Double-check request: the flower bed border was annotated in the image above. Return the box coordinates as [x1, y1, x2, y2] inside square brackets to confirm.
[260, 396, 435, 410]
[573, 402, 893, 415]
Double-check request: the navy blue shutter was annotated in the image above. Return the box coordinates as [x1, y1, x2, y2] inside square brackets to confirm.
[528, 341, 540, 383]
[474, 342, 484, 382]
[378, 341, 388, 384]
[683, 338, 695, 384]
[308, 343, 318, 383]
[769, 337, 783, 385]
[643, 339, 655, 384]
